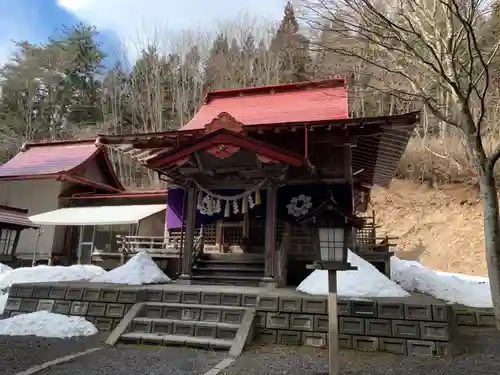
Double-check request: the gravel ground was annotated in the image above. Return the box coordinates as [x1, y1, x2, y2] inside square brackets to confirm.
[0, 332, 107, 375]
[222, 328, 500, 375]
[38, 345, 226, 375]
[3, 328, 499, 375]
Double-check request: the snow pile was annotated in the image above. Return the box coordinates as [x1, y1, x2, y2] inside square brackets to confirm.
[0, 311, 97, 338]
[0, 294, 8, 315]
[0, 264, 106, 290]
[91, 252, 171, 285]
[297, 250, 410, 298]
[0, 263, 106, 315]
[0, 263, 12, 275]
[391, 256, 492, 308]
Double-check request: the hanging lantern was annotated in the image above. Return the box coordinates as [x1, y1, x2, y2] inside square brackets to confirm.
[255, 190, 261, 205]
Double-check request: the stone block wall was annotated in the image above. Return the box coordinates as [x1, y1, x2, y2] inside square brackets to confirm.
[255, 295, 460, 357]
[454, 307, 496, 327]
[2, 282, 492, 358]
[3, 283, 148, 331]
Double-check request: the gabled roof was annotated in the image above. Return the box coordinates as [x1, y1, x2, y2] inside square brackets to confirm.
[0, 139, 124, 192]
[0, 205, 39, 229]
[181, 78, 348, 130]
[148, 128, 306, 169]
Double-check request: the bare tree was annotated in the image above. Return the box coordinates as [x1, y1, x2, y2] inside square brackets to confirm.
[101, 14, 283, 188]
[297, 0, 500, 326]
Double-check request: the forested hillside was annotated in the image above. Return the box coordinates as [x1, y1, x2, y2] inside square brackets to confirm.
[1, 1, 500, 189]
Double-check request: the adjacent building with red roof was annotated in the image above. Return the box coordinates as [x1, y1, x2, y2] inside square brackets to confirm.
[0, 139, 124, 264]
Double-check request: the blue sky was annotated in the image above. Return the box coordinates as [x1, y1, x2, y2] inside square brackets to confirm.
[0, 0, 288, 66]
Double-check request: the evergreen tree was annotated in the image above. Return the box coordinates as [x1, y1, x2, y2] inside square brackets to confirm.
[270, 1, 312, 83]
[0, 24, 105, 143]
[204, 33, 231, 90]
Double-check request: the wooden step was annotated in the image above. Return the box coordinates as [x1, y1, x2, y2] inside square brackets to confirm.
[199, 253, 264, 261]
[192, 265, 264, 273]
[192, 270, 264, 279]
[190, 275, 263, 286]
[120, 332, 233, 350]
[197, 259, 264, 266]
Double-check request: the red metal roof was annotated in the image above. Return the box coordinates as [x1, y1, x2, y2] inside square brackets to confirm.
[0, 139, 99, 178]
[0, 205, 38, 229]
[181, 79, 348, 130]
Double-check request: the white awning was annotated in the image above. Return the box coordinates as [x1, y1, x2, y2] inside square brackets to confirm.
[29, 204, 166, 226]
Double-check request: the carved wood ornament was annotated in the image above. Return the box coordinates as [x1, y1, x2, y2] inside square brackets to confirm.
[204, 112, 244, 159]
[204, 112, 244, 134]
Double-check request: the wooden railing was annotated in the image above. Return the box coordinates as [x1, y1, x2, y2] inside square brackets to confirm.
[355, 210, 398, 253]
[116, 235, 181, 256]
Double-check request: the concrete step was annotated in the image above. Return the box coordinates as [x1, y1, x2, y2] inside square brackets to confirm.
[120, 332, 233, 350]
[140, 302, 249, 324]
[131, 317, 240, 340]
[110, 301, 256, 355]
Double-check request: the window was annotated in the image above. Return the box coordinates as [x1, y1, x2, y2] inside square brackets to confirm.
[80, 224, 133, 254]
[0, 229, 18, 256]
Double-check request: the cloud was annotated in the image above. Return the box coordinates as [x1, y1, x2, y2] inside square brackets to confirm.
[57, 0, 287, 61]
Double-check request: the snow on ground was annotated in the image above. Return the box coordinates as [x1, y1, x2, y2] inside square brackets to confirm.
[0, 264, 106, 291]
[436, 271, 489, 283]
[297, 250, 410, 298]
[0, 264, 106, 315]
[0, 253, 170, 314]
[390, 256, 493, 308]
[296, 250, 493, 308]
[0, 311, 97, 338]
[91, 252, 171, 285]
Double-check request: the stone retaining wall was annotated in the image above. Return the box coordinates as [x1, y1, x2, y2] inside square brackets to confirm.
[3, 282, 492, 357]
[454, 307, 495, 327]
[3, 283, 147, 331]
[255, 295, 460, 356]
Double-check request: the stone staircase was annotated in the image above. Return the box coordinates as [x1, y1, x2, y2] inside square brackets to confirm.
[107, 301, 256, 356]
[191, 253, 265, 286]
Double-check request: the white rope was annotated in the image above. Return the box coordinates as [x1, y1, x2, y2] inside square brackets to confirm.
[189, 177, 269, 201]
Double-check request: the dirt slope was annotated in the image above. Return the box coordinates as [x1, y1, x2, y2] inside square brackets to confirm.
[369, 179, 487, 276]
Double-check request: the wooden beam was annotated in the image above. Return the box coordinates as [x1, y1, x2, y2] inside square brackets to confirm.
[193, 151, 205, 172]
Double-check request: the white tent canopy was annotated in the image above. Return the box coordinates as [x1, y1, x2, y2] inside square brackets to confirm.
[29, 204, 166, 226]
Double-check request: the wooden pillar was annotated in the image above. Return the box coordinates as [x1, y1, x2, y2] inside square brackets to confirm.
[179, 184, 197, 282]
[263, 184, 277, 284]
[344, 144, 354, 213]
[328, 270, 340, 375]
[276, 222, 290, 287]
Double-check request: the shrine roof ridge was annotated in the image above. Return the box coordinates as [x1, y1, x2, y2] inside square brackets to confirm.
[204, 78, 347, 103]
